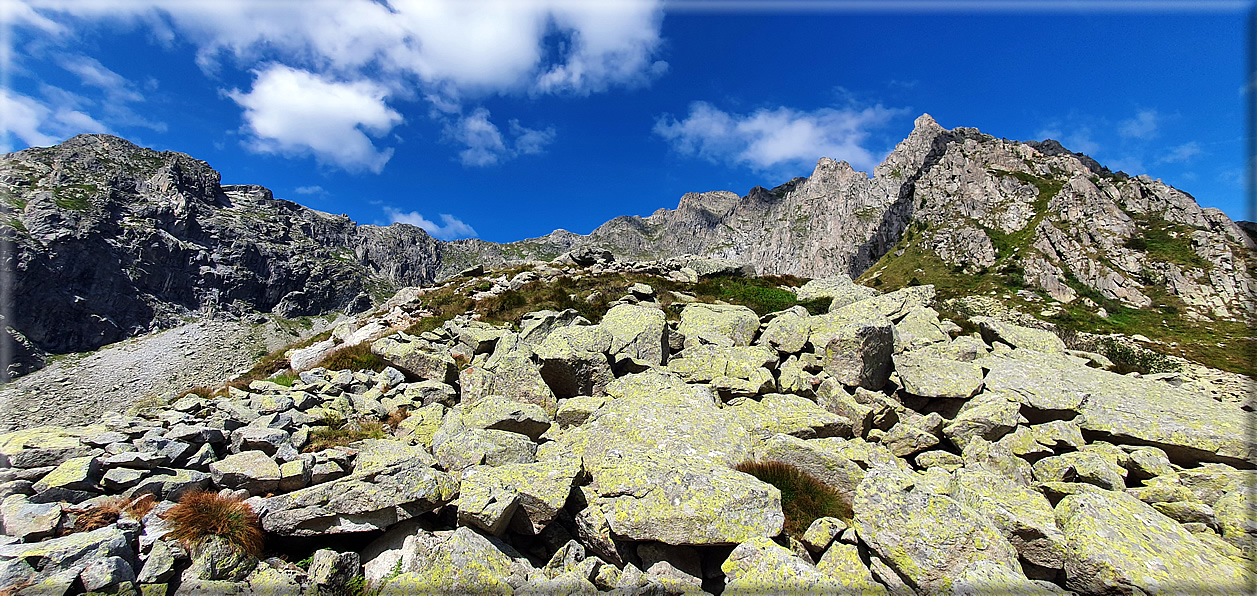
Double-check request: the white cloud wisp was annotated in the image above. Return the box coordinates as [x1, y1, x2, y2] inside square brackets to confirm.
[654, 101, 902, 173]
[384, 208, 478, 240]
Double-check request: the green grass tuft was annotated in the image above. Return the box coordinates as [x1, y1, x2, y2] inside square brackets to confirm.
[315, 342, 388, 373]
[163, 490, 264, 557]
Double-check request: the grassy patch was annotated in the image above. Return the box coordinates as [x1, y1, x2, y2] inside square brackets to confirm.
[735, 460, 851, 539]
[304, 414, 386, 452]
[315, 342, 388, 373]
[983, 170, 1064, 261]
[1128, 217, 1210, 271]
[163, 490, 264, 557]
[52, 184, 97, 210]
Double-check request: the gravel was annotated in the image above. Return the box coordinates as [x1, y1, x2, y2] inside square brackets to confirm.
[0, 315, 339, 432]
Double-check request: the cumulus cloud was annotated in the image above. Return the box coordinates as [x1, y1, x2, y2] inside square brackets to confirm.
[227, 64, 403, 173]
[1118, 108, 1159, 139]
[653, 101, 902, 172]
[294, 185, 325, 195]
[22, 0, 667, 100]
[0, 89, 109, 152]
[447, 108, 555, 167]
[384, 208, 478, 240]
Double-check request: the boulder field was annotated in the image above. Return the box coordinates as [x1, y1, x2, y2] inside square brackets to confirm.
[0, 274, 1253, 595]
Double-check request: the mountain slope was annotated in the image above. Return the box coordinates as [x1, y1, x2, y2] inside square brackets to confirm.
[0, 135, 443, 377]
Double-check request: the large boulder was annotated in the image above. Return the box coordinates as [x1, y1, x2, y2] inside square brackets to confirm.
[1056, 490, 1253, 594]
[893, 352, 984, 398]
[853, 468, 1023, 593]
[725, 393, 854, 441]
[534, 325, 614, 398]
[599, 304, 668, 366]
[459, 457, 581, 536]
[972, 317, 1065, 354]
[756, 306, 811, 354]
[818, 314, 895, 390]
[460, 354, 557, 416]
[667, 345, 778, 396]
[948, 466, 1067, 571]
[753, 434, 865, 512]
[563, 370, 754, 468]
[378, 526, 532, 594]
[260, 459, 457, 536]
[584, 451, 783, 545]
[370, 336, 458, 384]
[829, 284, 935, 320]
[210, 451, 281, 495]
[721, 536, 845, 593]
[677, 303, 760, 347]
[986, 356, 1253, 466]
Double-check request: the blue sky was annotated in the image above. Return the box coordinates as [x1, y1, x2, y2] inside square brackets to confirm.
[2, 1, 1249, 242]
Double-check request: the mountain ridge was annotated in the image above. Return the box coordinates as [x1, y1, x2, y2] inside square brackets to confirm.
[2, 115, 1253, 378]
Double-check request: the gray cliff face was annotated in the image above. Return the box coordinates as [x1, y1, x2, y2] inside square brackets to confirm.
[478, 114, 1255, 323]
[0, 134, 441, 376]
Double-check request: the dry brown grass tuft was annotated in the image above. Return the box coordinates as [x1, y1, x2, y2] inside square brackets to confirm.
[163, 490, 264, 557]
[384, 407, 410, 429]
[67, 494, 157, 533]
[734, 460, 852, 539]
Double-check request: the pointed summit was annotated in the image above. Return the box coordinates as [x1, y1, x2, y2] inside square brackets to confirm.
[913, 113, 943, 132]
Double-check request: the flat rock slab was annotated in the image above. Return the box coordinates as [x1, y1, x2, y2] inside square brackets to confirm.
[1056, 490, 1253, 594]
[585, 451, 783, 546]
[987, 357, 1253, 466]
[260, 460, 456, 536]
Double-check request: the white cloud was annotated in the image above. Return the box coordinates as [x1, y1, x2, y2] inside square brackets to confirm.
[653, 101, 902, 172]
[1158, 141, 1201, 164]
[447, 108, 555, 167]
[0, 89, 109, 152]
[294, 185, 325, 195]
[56, 54, 143, 102]
[1036, 124, 1100, 155]
[384, 208, 478, 240]
[23, 0, 666, 96]
[227, 64, 403, 173]
[1118, 108, 1159, 139]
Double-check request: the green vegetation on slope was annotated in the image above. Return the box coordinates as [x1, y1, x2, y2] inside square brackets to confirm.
[734, 460, 851, 540]
[1125, 217, 1211, 271]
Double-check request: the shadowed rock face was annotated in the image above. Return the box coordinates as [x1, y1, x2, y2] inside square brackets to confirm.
[1, 134, 442, 376]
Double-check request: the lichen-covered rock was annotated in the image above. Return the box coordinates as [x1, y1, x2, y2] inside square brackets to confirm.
[721, 535, 844, 594]
[457, 468, 520, 536]
[260, 460, 456, 536]
[987, 356, 1252, 466]
[353, 439, 437, 474]
[554, 396, 608, 428]
[460, 354, 557, 416]
[677, 303, 760, 348]
[0, 426, 93, 469]
[184, 535, 257, 582]
[564, 370, 753, 468]
[880, 422, 939, 458]
[371, 336, 458, 384]
[942, 391, 1022, 449]
[815, 542, 888, 595]
[32, 455, 101, 496]
[949, 466, 1067, 571]
[1, 493, 63, 541]
[756, 306, 811, 354]
[395, 403, 446, 448]
[599, 304, 668, 366]
[79, 555, 136, 592]
[1056, 490, 1253, 594]
[433, 428, 537, 473]
[584, 451, 783, 545]
[800, 517, 847, 553]
[667, 344, 778, 395]
[307, 549, 359, 593]
[949, 560, 1066, 595]
[461, 457, 580, 536]
[853, 467, 1022, 593]
[1213, 486, 1257, 559]
[1032, 451, 1127, 491]
[754, 434, 869, 510]
[818, 314, 894, 390]
[893, 352, 983, 398]
[830, 285, 935, 321]
[893, 307, 952, 351]
[726, 393, 854, 441]
[209, 451, 280, 495]
[972, 317, 1066, 354]
[460, 397, 553, 440]
[378, 527, 531, 594]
